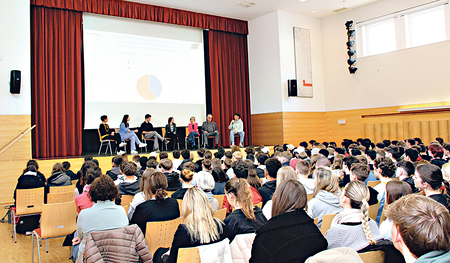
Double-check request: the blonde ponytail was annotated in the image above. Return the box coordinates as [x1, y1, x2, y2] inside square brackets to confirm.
[360, 199, 376, 245]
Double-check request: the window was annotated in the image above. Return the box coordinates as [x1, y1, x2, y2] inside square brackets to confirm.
[361, 19, 396, 57]
[406, 5, 446, 48]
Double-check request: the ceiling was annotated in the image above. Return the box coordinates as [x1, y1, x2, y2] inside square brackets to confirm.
[126, 0, 379, 20]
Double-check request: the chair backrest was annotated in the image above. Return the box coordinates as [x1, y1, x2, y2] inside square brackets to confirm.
[367, 181, 380, 188]
[314, 217, 318, 226]
[166, 191, 175, 198]
[185, 127, 189, 138]
[214, 208, 227, 220]
[379, 207, 387, 224]
[121, 195, 134, 207]
[254, 202, 262, 209]
[320, 213, 337, 236]
[161, 127, 166, 137]
[47, 192, 74, 204]
[15, 187, 45, 215]
[71, 179, 78, 185]
[307, 193, 314, 202]
[214, 195, 225, 208]
[40, 201, 77, 239]
[177, 199, 183, 215]
[177, 247, 200, 263]
[369, 202, 380, 221]
[359, 250, 385, 263]
[145, 217, 183, 255]
[97, 129, 103, 142]
[49, 184, 76, 194]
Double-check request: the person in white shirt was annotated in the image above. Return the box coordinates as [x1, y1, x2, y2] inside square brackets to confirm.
[229, 113, 245, 147]
[296, 159, 314, 194]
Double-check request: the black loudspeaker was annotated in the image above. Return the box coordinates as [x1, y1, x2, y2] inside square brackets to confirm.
[10, 70, 21, 94]
[288, 79, 297, 97]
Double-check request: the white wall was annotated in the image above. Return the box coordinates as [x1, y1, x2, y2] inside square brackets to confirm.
[0, 0, 31, 115]
[248, 10, 326, 114]
[322, 0, 450, 111]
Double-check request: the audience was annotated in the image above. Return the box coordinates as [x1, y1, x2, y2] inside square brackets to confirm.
[128, 168, 155, 219]
[196, 171, 219, 210]
[395, 160, 418, 193]
[106, 156, 122, 180]
[414, 163, 450, 211]
[258, 158, 282, 205]
[47, 162, 72, 187]
[349, 163, 378, 205]
[326, 181, 383, 252]
[130, 171, 180, 234]
[386, 194, 450, 263]
[159, 158, 181, 191]
[115, 162, 140, 197]
[307, 166, 343, 228]
[250, 180, 328, 263]
[428, 142, 447, 168]
[14, 160, 47, 202]
[62, 161, 77, 180]
[296, 159, 314, 194]
[211, 167, 227, 195]
[171, 169, 194, 199]
[224, 178, 267, 242]
[373, 157, 396, 201]
[74, 167, 102, 214]
[74, 161, 97, 198]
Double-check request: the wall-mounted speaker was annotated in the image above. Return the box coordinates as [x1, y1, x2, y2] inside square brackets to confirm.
[288, 79, 297, 97]
[10, 70, 21, 94]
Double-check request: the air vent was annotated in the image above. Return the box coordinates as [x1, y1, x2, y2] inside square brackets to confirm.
[333, 7, 348, 13]
[237, 1, 256, 8]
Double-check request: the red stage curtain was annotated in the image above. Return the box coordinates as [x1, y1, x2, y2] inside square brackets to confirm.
[31, 6, 83, 158]
[206, 30, 252, 147]
[30, 0, 248, 35]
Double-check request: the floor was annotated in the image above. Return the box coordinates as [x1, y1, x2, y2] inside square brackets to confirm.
[0, 218, 72, 263]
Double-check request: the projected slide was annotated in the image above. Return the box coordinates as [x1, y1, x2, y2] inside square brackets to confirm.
[83, 14, 206, 129]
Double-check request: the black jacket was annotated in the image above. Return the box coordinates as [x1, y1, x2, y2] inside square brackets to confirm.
[224, 206, 267, 242]
[257, 180, 277, 206]
[14, 171, 47, 201]
[164, 172, 181, 191]
[171, 188, 189, 200]
[255, 168, 265, 179]
[65, 170, 77, 180]
[250, 209, 327, 263]
[118, 180, 141, 196]
[130, 198, 180, 235]
[177, 159, 192, 171]
[368, 186, 379, 206]
[106, 167, 121, 181]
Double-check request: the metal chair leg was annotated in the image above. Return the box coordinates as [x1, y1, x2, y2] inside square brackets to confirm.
[36, 234, 42, 263]
[45, 240, 48, 253]
[13, 212, 17, 243]
[98, 141, 103, 155]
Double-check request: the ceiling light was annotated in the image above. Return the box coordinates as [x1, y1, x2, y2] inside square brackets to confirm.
[312, 10, 316, 13]
[299, 0, 306, 2]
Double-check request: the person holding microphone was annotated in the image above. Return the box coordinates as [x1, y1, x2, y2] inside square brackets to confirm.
[229, 113, 245, 147]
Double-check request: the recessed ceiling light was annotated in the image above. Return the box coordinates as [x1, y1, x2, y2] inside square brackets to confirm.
[299, 0, 306, 2]
[312, 10, 316, 13]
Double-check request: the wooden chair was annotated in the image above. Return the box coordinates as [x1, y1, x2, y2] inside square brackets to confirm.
[202, 133, 217, 148]
[97, 129, 114, 155]
[177, 247, 200, 263]
[359, 250, 385, 263]
[162, 127, 180, 151]
[121, 194, 134, 207]
[177, 199, 183, 215]
[254, 202, 263, 209]
[185, 127, 200, 149]
[167, 191, 175, 198]
[367, 181, 380, 188]
[71, 179, 78, 185]
[369, 202, 380, 221]
[320, 213, 337, 236]
[307, 193, 314, 202]
[214, 208, 227, 220]
[214, 195, 225, 208]
[47, 192, 74, 204]
[49, 184, 76, 194]
[145, 217, 183, 255]
[314, 217, 318, 225]
[11, 187, 45, 243]
[32, 201, 77, 263]
[379, 207, 387, 224]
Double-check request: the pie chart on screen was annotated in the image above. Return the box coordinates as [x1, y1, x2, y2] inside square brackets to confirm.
[136, 74, 162, 100]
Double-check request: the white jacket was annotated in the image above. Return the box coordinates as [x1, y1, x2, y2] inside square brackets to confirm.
[229, 233, 256, 263]
[197, 238, 232, 263]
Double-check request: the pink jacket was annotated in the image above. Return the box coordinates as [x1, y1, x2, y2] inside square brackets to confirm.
[188, 122, 199, 135]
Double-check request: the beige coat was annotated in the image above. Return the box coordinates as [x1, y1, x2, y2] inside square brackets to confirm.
[229, 233, 256, 263]
[76, 224, 152, 263]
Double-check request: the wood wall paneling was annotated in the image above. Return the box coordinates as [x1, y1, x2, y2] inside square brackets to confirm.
[251, 113, 283, 146]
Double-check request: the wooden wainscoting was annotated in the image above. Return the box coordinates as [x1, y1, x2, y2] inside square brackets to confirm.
[251, 112, 283, 146]
[282, 112, 327, 145]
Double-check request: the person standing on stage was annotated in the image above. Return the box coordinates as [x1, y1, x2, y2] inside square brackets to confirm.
[187, 117, 199, 149]
[99, 115, 126, 154]
[229, 113, 245, 148]
[119, 114, 146, 155]
[139, 114, 167, 153]
[202, 114, 220, 149]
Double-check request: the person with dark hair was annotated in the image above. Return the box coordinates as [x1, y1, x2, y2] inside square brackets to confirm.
[130, 171, 180, 234]
[201, 114, 220, 149]
[62, 161, 77, 180]
[214, 151, 224, 159]
[382, 140, 391, 148]
[387, 195, 450, 262]
[414, 163, 450, 211]
[404, 148, 420, 165]
[233, 160, 248, 179]
[428, 143, 447, 168]
[74, 161, 97, 198]
[47, 162, 72, 187]
[177, 149, 192, 171]
[172, 150, 182, 171]
[339, 155, 360, 187]
[139, 114, 166, 152]
[224, 178, 267, 242]
[229, 113, 245, 147]
[75, 167, 102, 213]
[385, 146, 401, 163]
[73, 175, 128, 260]
[373, 157, 396, 201]
[99, 115, 126, 154]
[194, 148, 206, 173]
[250, 180, 327, 263]
[211, 167, 227, 195]
[187, 116, 200, 149]
[395, 160, 417, 193]
[165, 117, 179, 151]
[405, 138, 416, 149]
[375, 142, 385, 150]
[106, 156, 123, 181]
[13, 160, 47, 202]
[414, 137, 422, 145]
[160, 158, 181, 191]
[255, 153, 269, 178]
[118, 114, 147, 154]
[115, 162, 140, 200]
[350, 163, 378, 205]
[257, 158, 282, 205]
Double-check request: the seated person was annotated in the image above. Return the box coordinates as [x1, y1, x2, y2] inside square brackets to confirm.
[296, 159, 314, 194]
[395, 160, 418, 193]
[106, 156, 123, 181]
[201, 114, 220, 148]
[250, 180, 327, 263]
[99, 115, 125, 154]
[74, 161, 97, 199]
[13, 160, 47, 202]
[165, 117, 179, 151]
[196, 171, 219, 211]
[414, 162, 450, 211]
[159, 158, 181, 191]
[47, 162, 72, 187]
[211, 167, 227, 195]
[349, 163, 378, 205]
[170, 169, 194, 200]
[172, 150, 182, 172]
[128, 168, 155, 220]
[130, 172, 180, 235]
[62, 161, 77, 180]
[72, 175, 128, 261]
[257, 158, 282, 206]
[75, 167, 102, 214]
[187, 116, 200, 149]
[386, 194, 450, 263]
[139, 114, 166, 152]
[115, 162, 140, 197]
[229, 113, 245, 147]
[153, 187, 226, 263]
[224, 178, 267, 242]
[326, 181, 383, 252]
[118, 114, 146, 155]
